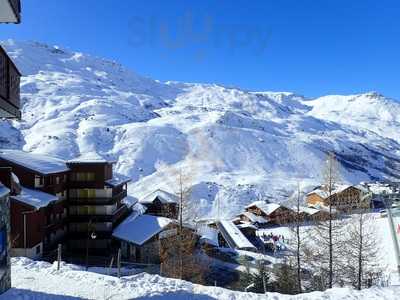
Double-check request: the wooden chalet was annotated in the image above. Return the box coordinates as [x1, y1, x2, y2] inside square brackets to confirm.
[139, 189, 179, 219]
[0, 0, 21, 24]
[306, 184, 370, 211]
[245, 201, 296, 225]
[112, 212, 177, 264]
[66, 153, 131, 256]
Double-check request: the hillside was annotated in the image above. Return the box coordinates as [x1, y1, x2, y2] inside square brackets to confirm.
[2, 40, 400, 218]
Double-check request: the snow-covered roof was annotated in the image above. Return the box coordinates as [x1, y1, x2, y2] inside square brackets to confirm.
[0, 183, 10, 198]
[239, 211, 268, 223]
[139, 189, 179, 204]
[245, 201, 281, 215]
[236, 223, 258, 230]
[12, 187, 59, 209]
[0, 149, 69, 175]
[307, 184, 352, 198]
[105, 173, 131, 187]
[112, 213, 173, 246]
[67, 152, 116, 164]
[197, 226, 219, 247]
[298, 206, 320, 215]
[218, 220, 256, 250]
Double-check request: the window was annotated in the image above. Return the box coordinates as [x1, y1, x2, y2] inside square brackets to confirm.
[35, 175, 44, 188]
[73, 172, 95, 182]
[36, 245, 41, 255]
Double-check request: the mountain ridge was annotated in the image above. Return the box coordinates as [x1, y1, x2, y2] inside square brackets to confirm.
[1, 39, 400, 218]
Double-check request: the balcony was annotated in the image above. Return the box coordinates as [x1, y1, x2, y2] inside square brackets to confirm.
[0, 0, 21, 24]
[68, 205, 129, 223]
[0, 46, 21, 119]
[68, 190, 127, 205]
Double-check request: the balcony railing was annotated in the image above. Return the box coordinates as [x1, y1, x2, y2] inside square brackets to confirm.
[68, 205, 129, 223]
[68, 190, 127, 205]
[0, 46, 20, 119]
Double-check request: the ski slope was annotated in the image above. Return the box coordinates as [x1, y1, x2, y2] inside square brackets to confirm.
[2, 40, 400, 218]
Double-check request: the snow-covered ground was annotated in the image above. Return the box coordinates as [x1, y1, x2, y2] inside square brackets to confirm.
[0, 257, 398, 300]
[2, 40, 400, 218]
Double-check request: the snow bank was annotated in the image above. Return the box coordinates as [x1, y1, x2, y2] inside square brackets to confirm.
[1, 257, 399, 299]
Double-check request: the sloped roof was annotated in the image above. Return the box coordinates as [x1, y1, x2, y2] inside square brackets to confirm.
[112, 213, 173, 246]
[307, 184, 353, 199]
[298, 206, 320, 215]
[12, 187, 58, 209]
[67, 152, 116, 164]
[105, 173, 131, 187]
[139, 189, 179, 204]
[0, 149, 69, 175]
[245, 201, 281, 215]
[218, 220, 256, 250]
[239, 211, 268, 223]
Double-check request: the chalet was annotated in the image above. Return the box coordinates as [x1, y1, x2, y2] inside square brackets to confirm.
[139, 189, 179, 219]
[306, 184, 370, 211]
[0, 150, 69, 257]
[236, 211, 269, 228]
[297, 206, 331, 222]
[245, 201, 296, 225]
[0, 0, 21, 23]
[112, 212, 176, 264]
[66, 153, 131, 256]
[0, 46, 21, 119]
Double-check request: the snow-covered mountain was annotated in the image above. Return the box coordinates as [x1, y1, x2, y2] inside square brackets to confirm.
[1, 40, 400, 218]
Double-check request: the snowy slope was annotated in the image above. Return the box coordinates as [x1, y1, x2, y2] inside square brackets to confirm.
[2, 40, 400, 218]
[1, 257, 399, 300]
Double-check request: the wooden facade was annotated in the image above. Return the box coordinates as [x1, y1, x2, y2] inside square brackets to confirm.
[306, 186, 368, 212]
[66, 160, 130, 256]
[143, 198, 178, 219]
[0, 46, 20, 119]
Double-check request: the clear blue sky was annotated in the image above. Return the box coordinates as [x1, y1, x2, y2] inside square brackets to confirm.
[1, 0, 399, 98]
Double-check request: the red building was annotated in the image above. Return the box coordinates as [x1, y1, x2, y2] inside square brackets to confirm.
[0, 150, 69, 258]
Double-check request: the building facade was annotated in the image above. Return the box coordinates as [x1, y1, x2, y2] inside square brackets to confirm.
[66, 155, 130, 256]
[0, 150, 69, 258]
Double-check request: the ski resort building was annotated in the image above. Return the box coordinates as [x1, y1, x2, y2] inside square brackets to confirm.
[0, 0, 21, 24]
[217, 220, 256, 251]
[306, 185, 370, 211]
[0, 150, 69, 258]
[245, 201, 296, 225]
[66, 153, 131, 256]
[0, 43, 21, 119]
[138, 189, 179, 219]
[113, 212, 175, 264]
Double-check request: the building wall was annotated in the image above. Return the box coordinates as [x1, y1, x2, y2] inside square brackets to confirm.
[306, 193, 325, 207]
[0, 192, 10, 294]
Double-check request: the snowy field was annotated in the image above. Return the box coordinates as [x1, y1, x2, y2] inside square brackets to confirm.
[0, 257, 398, 300]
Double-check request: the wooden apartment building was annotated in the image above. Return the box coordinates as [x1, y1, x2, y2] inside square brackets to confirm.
[0, 150, 131, 258]
[0, 150, 69, 258]
[66, 153, 130, 255]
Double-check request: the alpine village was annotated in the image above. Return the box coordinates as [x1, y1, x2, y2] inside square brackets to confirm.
[0, 1, 400, 298]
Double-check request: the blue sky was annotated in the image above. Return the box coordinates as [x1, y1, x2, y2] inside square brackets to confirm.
[1, 0, 399, 98]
